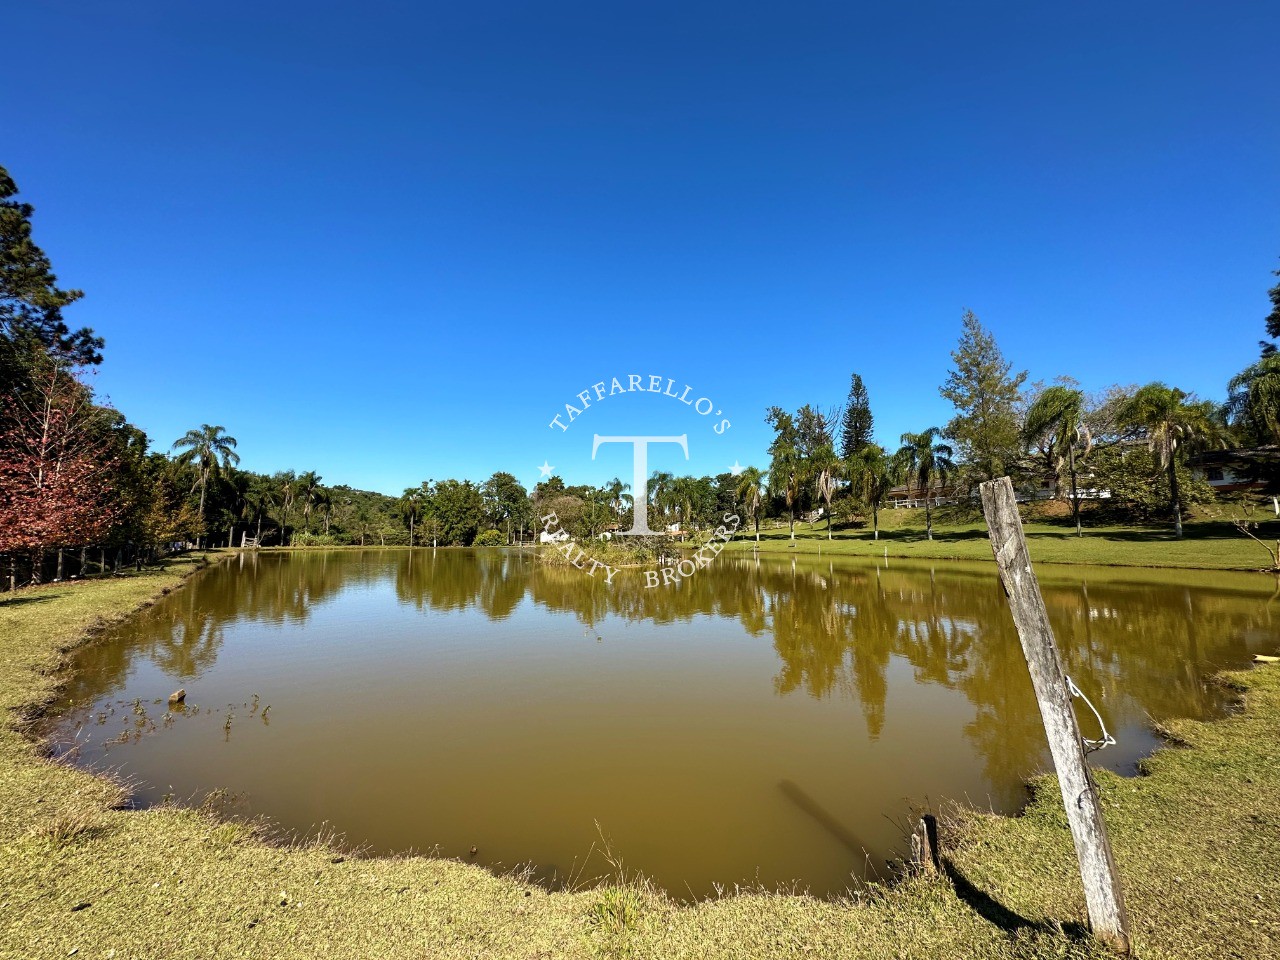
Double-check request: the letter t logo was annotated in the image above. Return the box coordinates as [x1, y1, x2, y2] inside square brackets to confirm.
[592, 435, 688, 536]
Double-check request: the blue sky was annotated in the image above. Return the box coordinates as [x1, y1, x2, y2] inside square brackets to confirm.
[5, 1, 1278, 494]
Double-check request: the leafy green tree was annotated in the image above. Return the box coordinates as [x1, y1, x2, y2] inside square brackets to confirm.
[735, 466, 767, 542]
[481, 471, 530, 544]
[1022, 385, 1091, 536]
[1119, 383, 1225, 538]
[896, 428, 955, 541]
[766, 407, 805, 540]
[296, 471, 325, 533]
[1226, 353, 1280, 444]
[171, 424, 239, 541]
[839, 373, 874, 459]
[424, 479, 484, 545]
[0, 165, 101, 368]
[847, 444, 897, 540]
[939, 311, 1027, 482]
[272, 471, 298, 545]
[1262, 259, 1280, 352]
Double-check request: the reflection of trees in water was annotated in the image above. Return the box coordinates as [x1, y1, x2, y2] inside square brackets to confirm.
[61, 550, 1278, 796]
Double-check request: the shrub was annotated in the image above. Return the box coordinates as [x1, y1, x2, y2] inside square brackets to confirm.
[473, 529, 506, 547]
[290, 532, 338, 547]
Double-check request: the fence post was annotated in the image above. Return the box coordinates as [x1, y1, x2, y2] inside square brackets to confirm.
[979, 477, 1131, 954]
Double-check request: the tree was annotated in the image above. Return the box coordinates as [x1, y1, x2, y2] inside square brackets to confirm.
[1119, 383, 1225, 539]
[1022, 385, 1091, 536]
[482, 471, 530, 544]
[172, 424, 239, 542]
[847, 444, 897, 540]
[297, 471, 325, 533]
[1226, 353, 1280, 444]
[0, 361, 120, 581]
[766, 407, 805, 540]
[896, 428, 955, 541]
[398, 488, 423, 547]
[735, 466, 767, 543]
[939, 311, 1027, 482]
[839, 373, 874, 459]
[0, 165, 101, 367]
[811, 444, 841, 539]
[1263, 259, 1280, 352]
[273, 471, 298, 545]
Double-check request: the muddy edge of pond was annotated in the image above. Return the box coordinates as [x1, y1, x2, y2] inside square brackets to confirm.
[19, 552, 224, 734]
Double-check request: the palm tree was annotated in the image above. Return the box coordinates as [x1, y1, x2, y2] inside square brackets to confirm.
[398, 488, 423, 547]
[1226, 353, 1280, 444]
[847, 444, 897, 541]
[1120, 383, 1225, 539]
[735, 467, 767, 543]
[811, 445, 841, 539]
[605, 477, 632, 517]
[172, 424, 239, 543]
[896, 428, 955, 541]
[768, 442, 804, 541]
[297, 471, 325, 533]
[244, 475, 276, 544]
[648, 470, 674, 530]
[273, 470, 297, 545]
[1022, 386, 1091, 537]
[669, 476, 701, 540]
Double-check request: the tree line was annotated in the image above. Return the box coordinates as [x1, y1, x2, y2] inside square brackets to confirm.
[4, 162, 1280, 588]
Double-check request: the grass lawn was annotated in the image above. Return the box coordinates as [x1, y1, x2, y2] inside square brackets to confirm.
[1, 552, 1278, 958]
[723, 505, 1280, 571]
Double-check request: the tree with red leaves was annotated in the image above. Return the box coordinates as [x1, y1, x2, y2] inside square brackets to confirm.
[0, 360, 120, 583]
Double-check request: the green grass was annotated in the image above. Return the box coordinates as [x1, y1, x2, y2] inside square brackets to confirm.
[724, 506, 1280, 570]
[1, 552, 1278, 957]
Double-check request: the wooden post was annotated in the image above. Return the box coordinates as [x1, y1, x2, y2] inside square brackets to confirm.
[980, 477, 1130, 954]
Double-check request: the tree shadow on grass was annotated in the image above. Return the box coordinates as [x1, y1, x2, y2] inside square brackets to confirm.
[0, 593, 55, 608]
[941, 857, 1090, 943]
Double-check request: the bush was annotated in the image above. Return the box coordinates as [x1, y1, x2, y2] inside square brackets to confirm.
[473, 529, 506, 547]
[290, 532, 338, 547]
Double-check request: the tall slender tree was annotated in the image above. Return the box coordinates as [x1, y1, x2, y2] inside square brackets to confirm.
[811, 444, 841, 539]
[896, 428, 955, 541]
[735, 466, 767, 543]
[839, 373, 874, 459]
[766, 407, 804, 540]
[171, 424, 239, 542]
[398, 488, 423, 547]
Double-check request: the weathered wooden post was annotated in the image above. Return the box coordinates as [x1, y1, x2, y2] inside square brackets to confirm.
[979, 477, 1131, 954]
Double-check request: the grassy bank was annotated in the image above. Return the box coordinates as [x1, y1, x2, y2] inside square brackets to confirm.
[2, 558, 1278, 958]
[723, 507, 1280, 571]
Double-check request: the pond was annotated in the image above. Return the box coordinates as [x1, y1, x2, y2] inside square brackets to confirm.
[47, 549, 1278, 898]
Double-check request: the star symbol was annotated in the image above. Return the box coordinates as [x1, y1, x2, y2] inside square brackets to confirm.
[730, 461, 744, 477]
[538, 461, 555, 477]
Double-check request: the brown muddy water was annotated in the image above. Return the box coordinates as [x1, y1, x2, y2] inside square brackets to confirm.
[47, 549, 1279, 898]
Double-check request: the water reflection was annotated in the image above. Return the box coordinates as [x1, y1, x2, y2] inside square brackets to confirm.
[52, 549, 1277, 897]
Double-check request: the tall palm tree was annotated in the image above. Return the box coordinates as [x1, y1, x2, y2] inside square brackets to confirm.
[1120, 383, 1225, 539]
[605, 476, 633, 517]
[811, 445, 841, 539]
[398, 488, 423, 547]
[1226, 353, 1280, 444]
[735, 466, 767, 543]
[896, 428, 954, 541]
[648, 470, 675, 530]
[1022, 386, 1091, 537]
[668, 476, 701, 540]
[847, 444, 897, 541]
[273, 470, 297, 545]
[172, 424, 239, 541]
[297, 471, 325, 533]
[768, 442, 804, 541]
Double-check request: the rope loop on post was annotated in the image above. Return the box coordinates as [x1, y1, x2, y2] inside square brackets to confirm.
[1065, 675, 1116, 753]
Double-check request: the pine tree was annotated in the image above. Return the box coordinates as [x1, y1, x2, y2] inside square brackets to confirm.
[839, 373, 873, 458]
[939, 311, 1027, 482]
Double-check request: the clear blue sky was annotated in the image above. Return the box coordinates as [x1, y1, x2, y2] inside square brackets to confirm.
[5, 1, 1278, 494]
